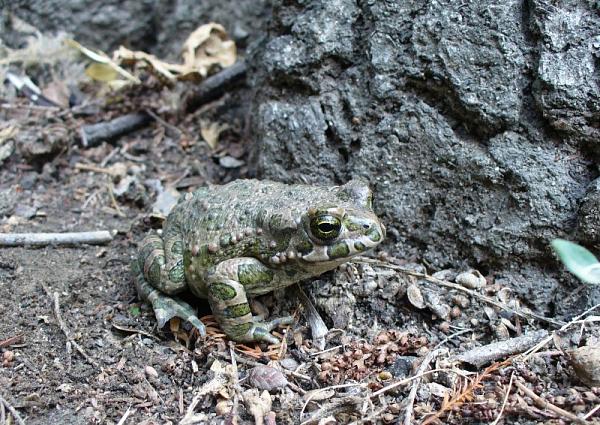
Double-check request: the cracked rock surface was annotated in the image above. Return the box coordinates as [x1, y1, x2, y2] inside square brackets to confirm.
[248, 0, 599, 316]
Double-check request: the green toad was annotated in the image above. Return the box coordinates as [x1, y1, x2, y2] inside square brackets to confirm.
[132, 179, 385, 343]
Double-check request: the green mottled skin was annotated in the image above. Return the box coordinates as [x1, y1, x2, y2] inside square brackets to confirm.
[132, 179, 385, 343]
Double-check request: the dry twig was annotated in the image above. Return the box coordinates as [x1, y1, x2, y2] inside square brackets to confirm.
[514, 379, 587, 424]
[80, 112, 151, 148]
[292, 284, 328, 350]
[490, 372, 515, 425]
[455, 330, 548, 367]
[0, 231, 114, 247]
[40, 282, 99, 367]
[0, 334, 24, 348]
[226, 342, 242, 425]
[115, 406, 134, 425]
[183, 60, 247, 112]
[403, 349, 445, 425]
[0, 393, 26, 425]
[523, 303, 600, 360]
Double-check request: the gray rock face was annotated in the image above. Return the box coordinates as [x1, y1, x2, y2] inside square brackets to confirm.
[531, 0, 600, 143]
[249, 0, 598, 315]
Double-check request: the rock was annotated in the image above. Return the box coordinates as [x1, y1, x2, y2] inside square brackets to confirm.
[0, 139, 14, 164]
[248, 365, 288, 392]
[0, 187, 17, 217]
[578, 178, 600, 244]
[18, 124, 69, 167]
[531, 0, 600, 143]
[248, 0, 598, 317]
[13, 204, 37, 219]
[568, 345, 600, 387]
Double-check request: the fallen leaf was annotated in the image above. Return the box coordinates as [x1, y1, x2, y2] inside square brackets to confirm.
[180, 23, 237, 80]
[85, 63, 119, 82]
[200, 120, 228, 149]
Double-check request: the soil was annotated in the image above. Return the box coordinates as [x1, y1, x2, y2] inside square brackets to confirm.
[1, 12, 600, 425]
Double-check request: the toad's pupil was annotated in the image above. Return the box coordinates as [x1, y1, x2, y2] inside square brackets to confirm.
[319, 222, 335, 232]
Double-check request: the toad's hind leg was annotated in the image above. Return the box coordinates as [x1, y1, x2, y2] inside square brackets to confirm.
[133, 232, 206, 336]
[207, 257, 293, 344]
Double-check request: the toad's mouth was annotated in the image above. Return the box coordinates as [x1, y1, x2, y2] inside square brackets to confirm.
[300, 233, 383, 263]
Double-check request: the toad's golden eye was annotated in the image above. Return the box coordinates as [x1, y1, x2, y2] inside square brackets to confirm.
[310, 214, 342, 241]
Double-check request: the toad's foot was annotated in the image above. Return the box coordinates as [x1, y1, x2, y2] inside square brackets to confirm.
[133, 260, 206, 336]
[234, 315, 294, 344]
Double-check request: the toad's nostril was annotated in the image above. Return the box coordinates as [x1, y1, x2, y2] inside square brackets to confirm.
[363, 223, 371, 229]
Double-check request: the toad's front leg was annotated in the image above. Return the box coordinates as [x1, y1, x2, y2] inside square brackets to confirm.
[207, 257, 293, 344]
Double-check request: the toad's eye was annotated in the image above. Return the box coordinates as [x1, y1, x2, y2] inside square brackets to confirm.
[310, 214, 342, 241]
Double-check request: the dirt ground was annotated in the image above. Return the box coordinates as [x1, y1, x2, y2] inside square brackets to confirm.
[1, 33, 600, 425]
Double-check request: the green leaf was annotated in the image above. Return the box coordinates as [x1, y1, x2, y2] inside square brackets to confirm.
[129, 305, 141, 317]
[551, 239, 600, 284]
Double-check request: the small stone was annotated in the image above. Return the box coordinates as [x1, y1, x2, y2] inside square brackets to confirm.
[256, 228, 263, 235]
[2, 350, 15, 365]
[455, 269, 486, 289]
[280, 358, 299, 371]
[215, 399, 232, 416]
[191, 245, 200, 256]
[382, 413, 395, 423]
[248, 365, 288, 392]
[219, 156, 245, 169]
[407, 284, 425, 309]
[450, 306, 461, 319]
[13, 204, 37, 219]
[269, 240, 277, 248]
[270, 256, 280, 264]
[568, 345, 600, 386]
[208, 243, 218, 253]
[145, 365, 159, 378]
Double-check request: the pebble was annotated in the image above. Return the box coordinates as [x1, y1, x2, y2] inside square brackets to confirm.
[248, 365, 288, 392]
[145, 365, 159, 378]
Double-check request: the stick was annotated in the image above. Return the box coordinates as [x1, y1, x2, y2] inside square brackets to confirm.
[455, 330, 548, 367]
[80, 112, 151, 148]
[0, 394, 26, 425]
[40, 282, 99, 367]
[292, 284, 328, 350]
[0, 230, 114, 247]
[0, 334, 24, 348]
[116, 406, 134, 425]
[182, 60, 247, 112]
[514, 380, 586, 424]
[356, 257, 564, 327]
[490, 372, 515, 425]
[403, 349, 445, 425]
[522, 303, 600, 361]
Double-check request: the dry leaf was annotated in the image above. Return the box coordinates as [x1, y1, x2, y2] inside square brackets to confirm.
[200, 120, 229, 149]
[85, 63, 119, 82]
[65, 38, 140, 84]
[113, 46, 182, 83]
[42, 80, 70, 107]
[180, 23, 236, 80]
[109, 23, 236, 85]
